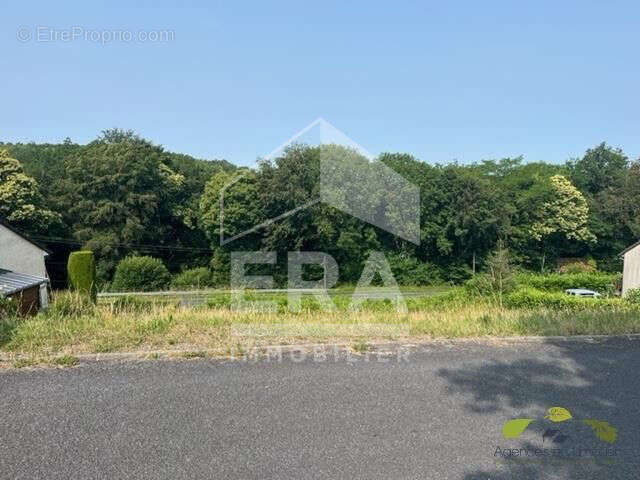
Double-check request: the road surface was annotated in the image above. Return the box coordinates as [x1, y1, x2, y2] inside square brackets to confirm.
[1, 338, 639, 479]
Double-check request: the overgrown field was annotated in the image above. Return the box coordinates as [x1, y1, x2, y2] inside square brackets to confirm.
[1, 273, 639, 364]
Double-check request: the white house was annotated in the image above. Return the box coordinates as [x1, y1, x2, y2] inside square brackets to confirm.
[622, 240, 640, 296]
[0, 218, 50, 313]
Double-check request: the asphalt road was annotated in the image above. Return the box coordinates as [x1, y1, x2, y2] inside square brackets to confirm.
[1, 338, 639, 479]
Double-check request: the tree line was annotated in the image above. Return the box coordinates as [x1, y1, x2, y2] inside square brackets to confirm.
[1, 129, 638, 288]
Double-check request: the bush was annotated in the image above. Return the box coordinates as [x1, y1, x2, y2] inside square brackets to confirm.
[0, 296, 19, 318]
[210, 249, 231, 286]
[626, 288, 640, 305]
[387, 254, 442, 286]
[504, 287, 621, 310]
[49, 291, 96, 317]
[67, 251, 97, 301]
[464, 243, 515, 307]
[464, 274, 494, 296]
[515, 272, 618, 294]
[171, 267, 214, 290]
[111, 256, 171, 292]
[556, 259, 596, 274]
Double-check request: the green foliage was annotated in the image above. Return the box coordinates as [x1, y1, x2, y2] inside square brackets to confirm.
[568, 142, 629, 196]
[49, 291, 96, 317]
[557, 259, 596, 274]
[106, 295, 155, 313]
[530, 175, 595, 244]
[387, 254, 442, 286]
[111, 256, 171, 292]
[568, 144, 637, 267]
[625, 289, 640, 305]
[515, 272, 618, 293]
[465, 275, 496, 296]
[0, 296, 19, 318]
[0, 149, 61, 234]
[210, 249, 231, 286]
[465, 243, 516, 309]
[2, 133, 638, 287]
[57, 130, 217, 280]
[171, 267, 214, 290]
[67, 251, 97, 300]
[52, 355, 79, 367]
[504, 287, 621, 310]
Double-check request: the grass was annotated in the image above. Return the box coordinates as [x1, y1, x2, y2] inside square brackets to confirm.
[1, 286, 639, 363]
[180, 351, 207, 359]
[12, 357, 38, 368]
[51, 355, 79, 367]
[352, 341, 370, 353]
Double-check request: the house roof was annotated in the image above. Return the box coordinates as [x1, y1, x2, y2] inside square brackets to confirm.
[622, 240, 640, 256]
[0, 269, 48, 296]
[0, 217, 51, 254]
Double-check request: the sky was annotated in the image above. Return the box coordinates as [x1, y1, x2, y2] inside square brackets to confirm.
[2, 0, 639, 166]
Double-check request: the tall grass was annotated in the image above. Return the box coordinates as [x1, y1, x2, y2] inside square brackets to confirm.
[1, 287, 639, 357]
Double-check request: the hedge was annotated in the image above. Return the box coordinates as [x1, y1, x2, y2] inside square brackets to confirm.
[171, 267, 214, 290]
[504, 287, 624, 310]
[515, 272, 619, 294]
[111, 256, 171, 292]
[67, 251, 97, 301]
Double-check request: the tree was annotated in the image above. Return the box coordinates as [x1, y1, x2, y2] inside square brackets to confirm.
[567, 144, 634, 269]
[199, 168, 263, 249]
[465, 241, 515, 307]
[530, 175, 596, 271]
[257, 145, 383, 282]
[568, 142, 628, 196]
[58, 133, 189, 279]
[0, 149, 61, 234]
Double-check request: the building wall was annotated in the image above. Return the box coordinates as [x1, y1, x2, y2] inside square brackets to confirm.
[0, 225, 48, 278]
[8, 286, 41, 316]
[623, 245, 640, 296]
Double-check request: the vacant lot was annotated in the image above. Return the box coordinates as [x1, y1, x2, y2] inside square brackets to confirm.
[2, 281, 639, 365]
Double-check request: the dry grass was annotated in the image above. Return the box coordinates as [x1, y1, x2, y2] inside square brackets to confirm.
[2, 290, 639, 360]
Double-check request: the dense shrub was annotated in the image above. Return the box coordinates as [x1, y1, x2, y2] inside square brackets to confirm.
[49, 291, 96, 317]
[515, 272, 618, 294]
[442, 264, 473, 284]
[67, 251, 97, 301]
[210, 249, 231, 286]
[387, 254, 442, 286]
[465, 274, 495, 296]
[111, 256, 171, 292]
[556, 259, 596, 274]
[626, 288, 640, 305]
[0, 296, 19, 318]
[504, 287, 621, 310]
[171, 267, 214, 290]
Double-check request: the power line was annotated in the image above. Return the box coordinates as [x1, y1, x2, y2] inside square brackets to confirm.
[30, 235, 215, 253]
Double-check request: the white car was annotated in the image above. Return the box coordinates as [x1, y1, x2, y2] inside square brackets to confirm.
[565, 288, 602, 298]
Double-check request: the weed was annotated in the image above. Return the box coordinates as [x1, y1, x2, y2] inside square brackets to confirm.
[352, 341, 370, 353]
[12, 357, 37, 368]
[181, 351, 206, 359]
[52, 355, 79, 367]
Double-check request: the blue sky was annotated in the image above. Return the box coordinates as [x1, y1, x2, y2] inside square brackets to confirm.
[2, 0, 639, 166]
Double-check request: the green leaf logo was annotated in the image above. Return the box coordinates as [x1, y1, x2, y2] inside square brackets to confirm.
[502, 418, 534, 438]
[544, 407, 572, 423]
[582, 419, 618, 444]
